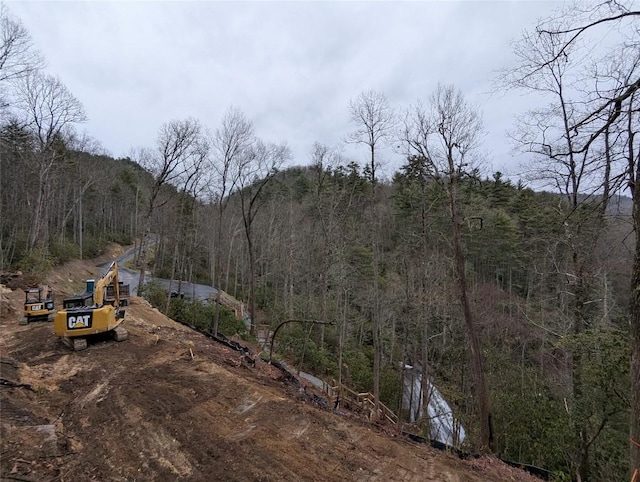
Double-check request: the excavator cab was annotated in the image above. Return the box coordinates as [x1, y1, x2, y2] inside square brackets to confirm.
[61, 291, 94, 309]
[21, 287, 55, 325]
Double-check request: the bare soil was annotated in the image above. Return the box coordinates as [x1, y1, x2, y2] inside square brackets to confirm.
[0, 254, 541, 482]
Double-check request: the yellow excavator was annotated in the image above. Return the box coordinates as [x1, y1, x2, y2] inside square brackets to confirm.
[54, 261, 130, 351]
[21, 286, 55, 325]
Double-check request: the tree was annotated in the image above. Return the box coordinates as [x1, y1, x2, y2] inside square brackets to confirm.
[501, 22, 620, 478]
[307, 143, 362, 367]
[502, 2, 640, 476]
[0, 3, 43, 108]
[400, 84, 494, 451]
[11, 71, 86, 249]
[236, 139, 290, 333]
[164, 130, 210, 314]
[347, 90, 395, 416]
[58, 131, 106, 259]
[394, 153, 451, 437]
[0, 119, 32, 267]
[347, 90, 395, 185]
[208, 106, 254, 335]
[136, 118, 206, 293]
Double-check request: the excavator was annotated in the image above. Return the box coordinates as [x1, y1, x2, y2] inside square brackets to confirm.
[21, 286, 55, 325]
[54, 261, 130, 351]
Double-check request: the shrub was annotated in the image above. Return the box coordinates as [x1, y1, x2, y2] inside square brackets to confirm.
[141, 282, 246, 338]
[141, 280, 167, 309]
[49, 239, 79, 264]
[80, 234, 104, 259]
[17, 248, 55, 275]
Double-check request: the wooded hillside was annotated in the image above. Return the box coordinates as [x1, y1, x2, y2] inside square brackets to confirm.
[1, 2, 639, 481]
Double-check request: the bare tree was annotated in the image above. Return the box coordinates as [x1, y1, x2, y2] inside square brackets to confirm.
[0, 3, 43, 109]
[500, 18, 633, 477]
[395, 150, 448, 437]
[347, 90, 395, 416]
[628, 76, 640, 482]
[501, 2, 640, 475]
[208, 106, 254, 335]
[401, 84, 493, 451]
[12, 71, 86, 249]
[347, 90, 395, 185]
[309, 142, 348, 348]
[165, 129, 210, 313]
[236, 139, 290, 333]
[58, 131, 106, 258]
[136, 118, 206, 293]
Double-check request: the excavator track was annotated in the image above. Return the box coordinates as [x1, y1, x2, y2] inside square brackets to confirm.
[73, 338, 88, 351]
[59, 326, 127, 351]
[112, 325, 128, 342]
[61, 337, 88, 351]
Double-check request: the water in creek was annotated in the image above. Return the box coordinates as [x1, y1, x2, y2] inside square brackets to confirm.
[402, 365, 466, 447]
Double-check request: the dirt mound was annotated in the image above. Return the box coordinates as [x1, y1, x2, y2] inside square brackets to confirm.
[1, 272, 41, 290]
[0, 285, 13, 318]
[101, 242, 126, 260]
[0, 257, 541, 482]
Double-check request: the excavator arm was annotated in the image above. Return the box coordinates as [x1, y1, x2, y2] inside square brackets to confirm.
[94, 261, 119, 308]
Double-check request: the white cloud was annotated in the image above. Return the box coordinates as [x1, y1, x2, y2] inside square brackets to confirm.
[8, 0, 563, 178]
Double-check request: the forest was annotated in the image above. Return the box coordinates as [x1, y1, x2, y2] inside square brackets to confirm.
[0, 2, 639, 481]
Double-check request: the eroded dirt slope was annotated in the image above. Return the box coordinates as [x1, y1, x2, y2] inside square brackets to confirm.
[1, 258, 538, 482]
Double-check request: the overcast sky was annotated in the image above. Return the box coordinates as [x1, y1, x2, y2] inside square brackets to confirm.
[8, 0, 565, 181]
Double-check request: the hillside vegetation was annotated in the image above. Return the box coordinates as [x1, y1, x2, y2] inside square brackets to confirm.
[1, 160, 633, 480]
[1, 255, 543, 482]
[1, 2, 639, 480]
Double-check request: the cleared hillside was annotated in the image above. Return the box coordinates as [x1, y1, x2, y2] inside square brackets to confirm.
[1, 258, 539, 482]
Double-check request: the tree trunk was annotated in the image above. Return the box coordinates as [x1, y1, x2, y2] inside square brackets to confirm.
[165, 242, 179, 315]
[79, 194, 83, 260]
[212, 206, 223, 336]
[449, 175, 493, 451]
[631, 194, 640, 475]
[571, 256, 590, 480]
[371, 256, 381, 418]
[320, 272, 328, 349]
[421, 316, 431, 435]
[137, 231, 149, 294]
[29, 167, 47, 249]
[247, 224, 256, 334]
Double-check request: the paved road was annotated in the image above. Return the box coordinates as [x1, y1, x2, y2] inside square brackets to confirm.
[100, 246, 218, 302]
[146, 277, 218, 301]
